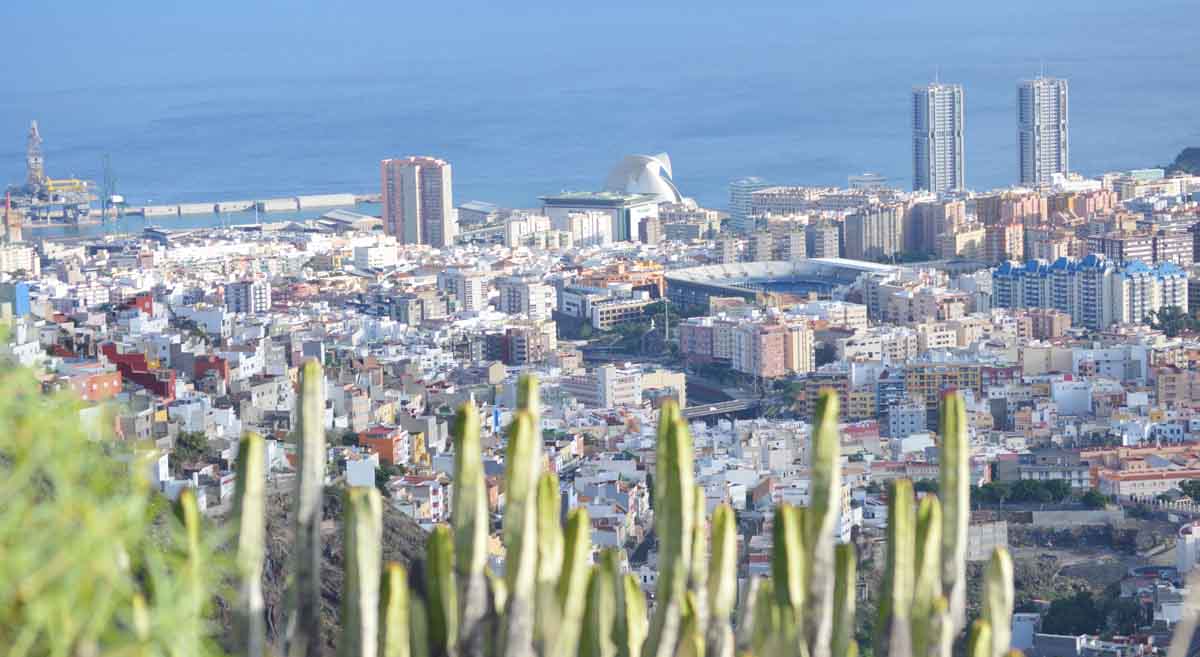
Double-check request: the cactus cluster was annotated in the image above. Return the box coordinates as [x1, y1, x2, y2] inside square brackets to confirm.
[218, 361, 1018, 657]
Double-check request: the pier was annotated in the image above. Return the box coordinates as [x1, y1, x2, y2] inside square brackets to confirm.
[124, 192, 380, 219]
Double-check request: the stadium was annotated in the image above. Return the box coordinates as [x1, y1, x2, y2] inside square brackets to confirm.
[664, 257, 899, 307]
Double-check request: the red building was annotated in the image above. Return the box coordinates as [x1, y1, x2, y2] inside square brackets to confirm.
[101, 343, 176, 400]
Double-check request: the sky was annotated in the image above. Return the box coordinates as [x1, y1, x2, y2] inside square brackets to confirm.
[1, 1, 1198, 206]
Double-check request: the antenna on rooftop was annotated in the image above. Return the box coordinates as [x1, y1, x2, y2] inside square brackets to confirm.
[934, 66, 940, 84]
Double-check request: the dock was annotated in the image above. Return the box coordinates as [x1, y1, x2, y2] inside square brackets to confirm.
[125, 192, 379, 218]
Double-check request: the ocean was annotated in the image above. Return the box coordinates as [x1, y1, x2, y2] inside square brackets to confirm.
[2, 0, 1198, 226]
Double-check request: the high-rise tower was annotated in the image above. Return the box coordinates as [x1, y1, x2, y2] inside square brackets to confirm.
[912, 82, 965, 193]
[1018, 77, 1069, 186]
[381, 156, 456, 248]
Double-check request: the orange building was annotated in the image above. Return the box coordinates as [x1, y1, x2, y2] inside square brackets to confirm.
[358, 426, 410, 466]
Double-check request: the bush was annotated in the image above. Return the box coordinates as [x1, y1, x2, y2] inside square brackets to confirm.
[0, 368, 225, 656]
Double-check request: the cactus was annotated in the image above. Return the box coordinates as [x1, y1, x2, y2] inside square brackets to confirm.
[705, 504, 737, 657]
[552, 507, 593, 657]
[911, 496, 943, 657]
[581, 550, 619, 657]
[342, 487, 383, 657]
[806, 388, 842, 657]
[174, 488, 206, 650]
[232, 432, 267, 657]
[427, 526, 459, 657]
[380, 563, 411, 657]
[535, 472, 565, 654]
[982, 549, 1014, 657]
[643, 402, 695, 657]
[832, 544, 857, 657]
[877, 479, 915, 657]
[43, 367, 1008, 657]
[286, 359, 327, 657]
[500, 404, 541, 657]
[939, 391, 970, 636]
[410, 596, 431, 657]
[615, 573, 649, 657]
[450, 403, 488, 657]
[967, 621, 993, 657]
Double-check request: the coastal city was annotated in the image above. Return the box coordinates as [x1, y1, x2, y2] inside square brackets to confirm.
[7, 73, 1200, 657]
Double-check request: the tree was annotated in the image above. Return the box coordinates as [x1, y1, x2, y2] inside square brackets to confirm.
[1180, 479, 1200, 501]
[815, 343, 837, 367]
[1080, 488, 1107, 509]
[913, 479, 938, 494]
[1041, 590, 1102, 635]
[1147, 306, 1199, 337]
[173, 431, 208, 463]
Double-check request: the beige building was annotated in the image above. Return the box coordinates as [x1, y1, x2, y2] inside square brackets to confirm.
[937, 224, 986, 259]
[381, 156, 456, 247]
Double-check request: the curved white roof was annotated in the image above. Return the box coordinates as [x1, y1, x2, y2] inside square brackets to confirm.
[603, 153, 683, 204]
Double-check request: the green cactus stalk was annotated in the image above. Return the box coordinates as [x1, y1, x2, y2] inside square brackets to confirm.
[735, 577, 762, 655]
[806, 388, 842, 657]
[772, 504, 806, 615]
[486, 568, 508, 617]
[928, 597, 954, 657]
[517, 373, 540, 418]
[287, 359, 327, 657]
[688, 486, 709, 649]
[706, 504, 737, 657]
[232, 432, 266, 657]
[832, 543, 857, 657]
[939, 391, 970, 636]
[982, 549, 1014, 657]
[582, 551, 619, 657]
[911, 496, 943, 657]
[643, 403, 695, 657]
[341, 487, 383, 657]
[967, 621, 992, 657]
[500, 409, 541, 657]
[747, 578, 777, 657]
[615, 573, 649, 657]
[380, 562, 411, 657]
[411, 597, 430, 657]
[552, 507, 592, 657]
[427, 526, 459, 657]
[174, 488, 205, 650]
[877, 479, 915, 657]
[450, 403, 488, 657]
[536, 472, 564, 654]
[675, 592, 705, 657]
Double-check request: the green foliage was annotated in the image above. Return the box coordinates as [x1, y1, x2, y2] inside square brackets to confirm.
[1080, 488, 1107, 509]
[914, 479, 939, 494]
[175, 430, 209, 463]
[1180, 479, 1200, 501]
[972, 479, 1073, 505]
[1147, 306, 1199, 337]
[0, 368, 227, 657]
[1041, 591, 1102, 635]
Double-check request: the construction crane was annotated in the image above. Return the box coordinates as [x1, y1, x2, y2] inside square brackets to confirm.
[6, 120, 95, 222]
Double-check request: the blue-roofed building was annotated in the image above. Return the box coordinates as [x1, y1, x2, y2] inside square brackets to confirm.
[992, 254, 1187, 331]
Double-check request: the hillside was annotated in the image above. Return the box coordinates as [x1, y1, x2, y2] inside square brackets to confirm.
[216, 488, 429, 656]
[1167, 146, 1200, 175]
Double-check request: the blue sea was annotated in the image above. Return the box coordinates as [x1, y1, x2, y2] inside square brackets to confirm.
[2, 0, 1198, 227]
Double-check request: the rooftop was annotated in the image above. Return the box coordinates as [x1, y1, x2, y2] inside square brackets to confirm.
[539, 191, 660, 205]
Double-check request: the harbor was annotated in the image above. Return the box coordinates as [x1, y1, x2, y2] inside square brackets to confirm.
[6, 119, 383, 240]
